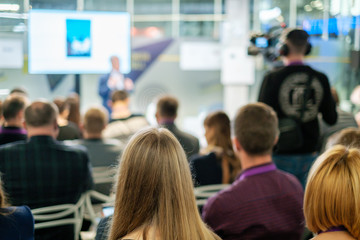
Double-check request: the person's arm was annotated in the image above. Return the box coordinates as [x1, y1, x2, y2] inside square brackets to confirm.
[202, 196, 225, 238]
[124, 77, 134, 91]
[98, 74, 111, 99]
[319, 77, 337, 125]
[258, 73, 276, 107]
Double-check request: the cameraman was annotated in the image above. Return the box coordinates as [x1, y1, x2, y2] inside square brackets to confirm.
[258, 28, 337, 187]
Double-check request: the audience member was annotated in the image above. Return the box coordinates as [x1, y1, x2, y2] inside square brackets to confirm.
[53, 97, 82, 141]
[102, 90, 148, 142]
[325, 127, 360, 150]
[107, 127, 220, 240]
[0, 177, 34, 239]
[155, 95, 199, 159]
[304, 145, 360, 240]
[318, 88, 357, 152]
[66, 106, 123, 195]
[0, 100, 93, 240]
[190, 111, 241, 186]
[258, 28, 337, 187]
[10, 87, 28, 97]
[0, 94, 28, 145]
[66, 93, 82, 129]
[203, 103, 304, 239]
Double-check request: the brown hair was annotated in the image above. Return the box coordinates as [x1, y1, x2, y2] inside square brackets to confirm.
[326, 128, 360, 150]
[304, 145, 360, 238]
[109, 127, 220, 240]
[83, 107, 108, 134]
[2, 94, 27, 120]
[66, 94, 81, 127]
[53, 97, 69, 114]
[204, 111, 241, 183]
[234, 103, 278, 155]
[111, 90, 129, 103]
[25, 100, 58, 127]
[156, 95, 178, 118]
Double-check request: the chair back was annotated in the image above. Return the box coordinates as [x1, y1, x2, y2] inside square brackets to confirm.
[92, 166, 117, 184]
[194, 184, 230, 207]
[31, 193, 86, 240]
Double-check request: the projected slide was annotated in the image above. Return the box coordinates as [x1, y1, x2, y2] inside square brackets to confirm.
[66, 19, 91, 57]
[28, 10, 131, 74]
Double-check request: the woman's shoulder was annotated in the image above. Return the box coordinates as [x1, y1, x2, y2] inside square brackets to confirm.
[0, 205, 34, 239]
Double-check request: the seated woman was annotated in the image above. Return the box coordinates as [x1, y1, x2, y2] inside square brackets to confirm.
[0, 180, 34, 239]
[304, 145, 360, 240]
[190, 111, 241, 186]
[53, 97, 82, 141]
[107, 127, 221, 240]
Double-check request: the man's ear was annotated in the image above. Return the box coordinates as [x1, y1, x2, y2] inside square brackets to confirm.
[232, 137, 242, 152]
[23, 121, 27, 130]
[273, 135, 279, 146]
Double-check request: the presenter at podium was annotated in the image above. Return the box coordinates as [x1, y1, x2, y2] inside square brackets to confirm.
[98, 55, 133, 114]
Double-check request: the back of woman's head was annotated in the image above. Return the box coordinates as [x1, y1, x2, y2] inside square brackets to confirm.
[204, 111, 231, 147]
[109, 127, 219, 240]
[304, 145, 360, 239]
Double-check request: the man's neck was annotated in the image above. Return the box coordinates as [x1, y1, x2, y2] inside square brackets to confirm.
[240, 152, 273, 171]
[111, 102, 131, 119]
[26, 127, 56, 139]
[84, 131, 102, 139]
[4, 119, 23, 128]
[158, 117, 175, 125]
[283, 55, 305, 66]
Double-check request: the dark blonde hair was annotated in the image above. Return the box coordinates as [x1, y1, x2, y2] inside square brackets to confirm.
[109, 127, 220, 240]
[204, 111, 241, 183]
[83, 107, 108, 134]
[304, 145, 360, 238]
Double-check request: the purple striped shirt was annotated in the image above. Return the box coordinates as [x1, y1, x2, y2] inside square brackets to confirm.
[202, 162, 304, 240]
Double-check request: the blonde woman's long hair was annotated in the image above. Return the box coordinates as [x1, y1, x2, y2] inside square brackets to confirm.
[304, 145, 360, 239]
[109, 127, 221, 240]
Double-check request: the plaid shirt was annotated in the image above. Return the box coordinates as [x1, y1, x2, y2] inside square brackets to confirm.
[0, 135, 93, 208]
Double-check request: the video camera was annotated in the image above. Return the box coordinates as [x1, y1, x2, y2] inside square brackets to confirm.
[247, 26, 284, 62]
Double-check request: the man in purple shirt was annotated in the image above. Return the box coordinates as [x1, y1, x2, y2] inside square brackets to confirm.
[202, 103, 304, 240]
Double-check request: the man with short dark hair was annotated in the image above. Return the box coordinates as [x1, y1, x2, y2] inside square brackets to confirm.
[258, 28, 337, 186]
[203, 103, 304, 239]
[103, 90, 148, 142]
[155, 95, 199, 159]
[0, 94, 28, 145]
[0, 100, 93, 240]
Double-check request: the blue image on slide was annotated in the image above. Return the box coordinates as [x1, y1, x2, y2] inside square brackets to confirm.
[66, 19, 91, 57]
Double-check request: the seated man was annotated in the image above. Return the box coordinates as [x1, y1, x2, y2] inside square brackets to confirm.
[66, 106, 124, 195]
[155, 95, 199, 159]
[0, 94, 28, 145]
[103, 90, 148, 142]
[202, 103, 304, 240]
[0, 100, 93, 240]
